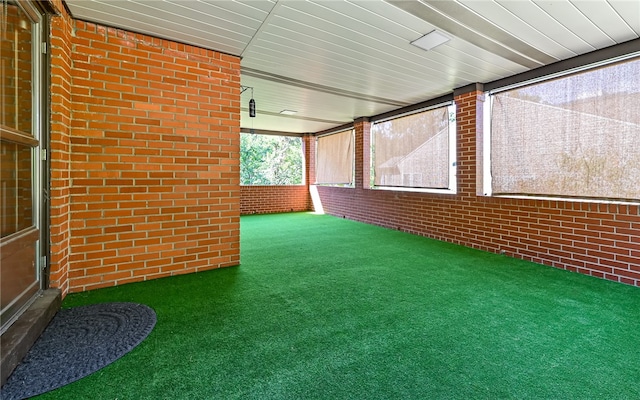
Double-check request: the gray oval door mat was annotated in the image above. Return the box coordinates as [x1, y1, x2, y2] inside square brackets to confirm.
[1, 302, 156, 400]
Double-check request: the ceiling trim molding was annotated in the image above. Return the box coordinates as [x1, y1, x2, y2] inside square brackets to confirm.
[453, 83, 484, 97]
[369, 93, 453, 123]
[242, 67, 410, 107]
[314, 122, 355, 137]
[388, 0, 555, 69]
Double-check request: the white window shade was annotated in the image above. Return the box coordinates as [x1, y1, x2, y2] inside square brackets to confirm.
[372, 106, 450, 189]
[490, 57, 640, 201]
[316, 130, 354, 185]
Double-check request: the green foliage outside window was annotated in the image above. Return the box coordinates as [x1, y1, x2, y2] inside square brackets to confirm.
[240, 133, 304, 185]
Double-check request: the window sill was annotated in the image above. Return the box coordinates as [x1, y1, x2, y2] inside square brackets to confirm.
[373, 186, 457, 195]
[485, 193, 640, 206]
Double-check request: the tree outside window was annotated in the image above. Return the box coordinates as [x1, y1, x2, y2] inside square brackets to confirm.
[240, 133, 304, 185]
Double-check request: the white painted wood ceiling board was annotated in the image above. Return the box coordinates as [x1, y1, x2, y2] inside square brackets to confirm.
[249, 21, 483, 90]
[360, 2, 530, 78]
[228, 0, 277, 15]
[266, 6, 494, 86]
[434, 39, 528, 78]
[608, 1, 640, 36]
[283, 0, 423, 44]
[246, 39, 493, 104]
[409, 33, 532, 79]
[351, 0, 438, 33]
[264, 5, 431, 61]
[185, 0, 275, 22]
[245, 31, 457, 91]
[65, 1, 251, 55]
[260, 17, 422, 70]
[495, 0, 595, 55]
[389, 1, 552, 68]
[241, 76, 398, 118]
[112, 0, 255, 47]
[240, 67, 417, 108]
[244, 45, 439, 99]
[570, 1, 639, 42]
[64, 0, 640, 135]
[240, 112, 338, 134]
[244, 49, 419, 101]
[239, 103, 349, 124]
[239, 83, 405, 132]
[66, 5, 242, 55]
[241, 97, 362, 124]
[268, 4, 523, 84]
[533, 1, 616, 49]
[457, 0, 577, 60]
[321, 0, 425, 40]
[127, 0, 261, 44]
[161, 1, 269, 33]
[239, 104, 344, 130]
[244, 43, 523, 106]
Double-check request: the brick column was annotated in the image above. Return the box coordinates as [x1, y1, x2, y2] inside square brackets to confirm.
[304, 133, 321, 212]
[353, 117, 370, 190]
[304, 134, 316, 186]
[453, 83, 484, 198]
[48, 10, 74, 296]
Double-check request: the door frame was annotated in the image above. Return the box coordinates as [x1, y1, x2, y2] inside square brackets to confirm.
[0, 0, 47, 334]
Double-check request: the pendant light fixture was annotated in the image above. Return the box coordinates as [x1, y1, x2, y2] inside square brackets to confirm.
[249, 97, 256, 118]
[241, 85, 256, 118]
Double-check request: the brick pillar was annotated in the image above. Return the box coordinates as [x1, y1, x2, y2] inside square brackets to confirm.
[453, 84, 484, 199]
[304, 133, 320, 212]
[353, 117, 370, 190]
[304, 134, 316, 186]
[48, 10, 73, 296]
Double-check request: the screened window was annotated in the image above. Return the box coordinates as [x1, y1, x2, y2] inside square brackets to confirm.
[371, 104, 455, 191]
[240, 133, 304, 185]
[316, 129, 354, 186]
[486, 56, 640, 202]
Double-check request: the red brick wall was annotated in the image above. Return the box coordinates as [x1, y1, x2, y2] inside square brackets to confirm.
[241, 186, 310, 214]
[49, 11, 241, 293]
[314, 90, 640, 287]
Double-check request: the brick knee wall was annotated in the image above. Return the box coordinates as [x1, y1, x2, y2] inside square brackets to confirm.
[315, 90, 640, 287]
[241, 186, 310, 215]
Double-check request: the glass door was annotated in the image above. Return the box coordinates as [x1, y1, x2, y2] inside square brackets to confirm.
[1, 0, 43, 333]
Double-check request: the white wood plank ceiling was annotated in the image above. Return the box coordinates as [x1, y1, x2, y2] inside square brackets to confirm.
[64, 0, 640, 134]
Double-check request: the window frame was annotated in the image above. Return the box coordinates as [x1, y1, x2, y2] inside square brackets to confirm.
[370, 102, 457, 194]
[483, 52, 640, 205]
[239, 132, 305, 186]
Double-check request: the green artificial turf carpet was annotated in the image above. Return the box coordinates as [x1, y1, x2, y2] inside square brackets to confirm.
[37, 212, 640, 399]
